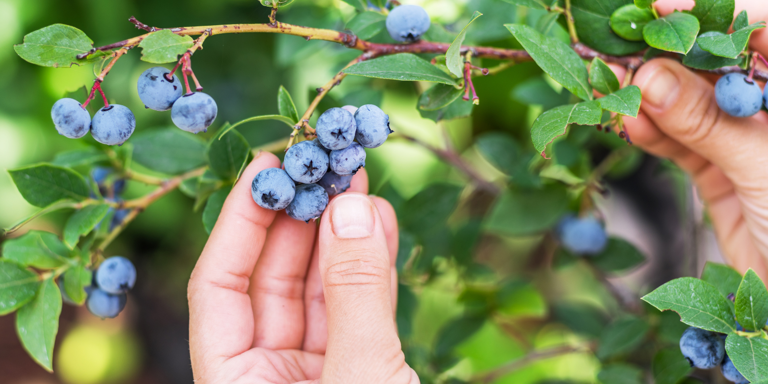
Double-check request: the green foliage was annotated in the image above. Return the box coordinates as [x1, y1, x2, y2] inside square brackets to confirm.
[734, 269, 768, 331]
[589, 238, 646, 273]
[138, 30, 194, 64]
[643, 12, 700, 54]
[589, 58, 621, 95]
[652, 347, 693, 384]
[597, 316, 649, 359]
[346, 12, 387, 41]
[62, 265, 91, 305]
[570, 0, 648, 56]
[697, 22, 766, 59]
[446, 11, 483, 77]
[14, 24, 98, 68]
[597, 86, 642, 118]
[597, 363, 643, 384]
[486, 185, 568, 235]
[132, 129, 207, 174]
[202, 187, 231, 234]
[16, 279, 62, 372]
[610, 4, 655, 42]
[643, 277, 736, 333]
[530, 101, 602, 155]
[683, 41, 745, 70]
[0, 261, 40, 315]
[9, 164, 90, 207]
[418, 84, 463, 111]
[701, 261, 743, 297]
[207, 130, 250, 180]
[63, 204, 111, 248]
[725, 333, 768, 381]
[344, 54, 458, 85]
[2, 231, 72, 269]
[691, 0, 736, 33]
[277, 86, 300, 124]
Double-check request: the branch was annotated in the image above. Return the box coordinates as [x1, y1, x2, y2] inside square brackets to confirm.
[472, 345, 586, 383]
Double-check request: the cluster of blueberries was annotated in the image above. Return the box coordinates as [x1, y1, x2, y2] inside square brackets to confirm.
[50, 66, 218, 145]
[680, 326, 755, 383]
[250, 105, 392, 221]
[60, 256, 136, 319]
[715, 72, 768, 118]
[556, 215, 608, 255]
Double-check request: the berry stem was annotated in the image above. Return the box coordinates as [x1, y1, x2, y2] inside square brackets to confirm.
[564, 0, 579, 44]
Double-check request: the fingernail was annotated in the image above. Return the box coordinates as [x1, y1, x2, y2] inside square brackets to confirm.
[331, 194, 375, 239]
[641, 66, 680, 109]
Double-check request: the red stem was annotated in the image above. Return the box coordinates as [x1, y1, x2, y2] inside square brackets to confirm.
[82, 80, 108, 109]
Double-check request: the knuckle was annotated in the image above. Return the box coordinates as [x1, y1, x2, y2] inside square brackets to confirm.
[324, 253, 388, 288]
[679, 90, 723, 144]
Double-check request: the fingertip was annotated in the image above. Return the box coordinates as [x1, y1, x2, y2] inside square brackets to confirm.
[370, 196, 399, 266]
[347, 167, 369, 194]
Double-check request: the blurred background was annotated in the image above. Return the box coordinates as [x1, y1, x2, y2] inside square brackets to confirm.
[0, 0, 730, 383]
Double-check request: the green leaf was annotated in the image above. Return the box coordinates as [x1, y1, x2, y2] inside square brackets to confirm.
[570, 0, 648, 56]
[52, 148, 109, 168]
[735, 269, 768, 331]
[683, 41, 745, 69]
[643, 12, 701, 54]
[691, 0, 736, 33]
[418, 84, 463, 111]
[725, 333, 768, 382]
[62, 265, 91, 306]
[652, 347, 694, 384]
[132, 129, 207, 174]
[0, 261, 40, 315]
[598, 363, 643, 384]
[734, 10, 749, 31]
[277, 86, 300, 124]
[447, 11, 483, 77]
[343, 53, 458, 85]
[506, 24, 593, 101]
[2, 231, 70, 269]
[502, 0, 554, 9]
[536, 11, 562, 36]
[434, 314, 486, 357]
[258, 0, 295, 7]
[610, 4, 656, 41]
[590, 238, 646, 273]
[345, 12, 387, 40]
[342, 0, 366, 10]
[396, 283, 418, 338]
[553, 301, 608, 337]
[138, 30, 194, 64]
[642, 277, 736, 333]
[400, 184, 462, 236]
[418, 96, 474, 122]
[9, 164, 90, 207]
[14, 24, 97, 68]
[476, 132, 523, 175]
[697, 24, 766, 59]
[530, 101, 603, 156]
[62, 204, 110, 249]
[207, 129, 250, 180]
[511, 77, 572, 110]
[202, 187, 231, 235]
[589, 57, 621, 95]
[16, 278, 62, 372]
[701, 261, 743, 297]
[597, 316, 649, 359]
[634, 0, 654, 8]
[486, 185, 569, 235]
[597, 85, 642, 118]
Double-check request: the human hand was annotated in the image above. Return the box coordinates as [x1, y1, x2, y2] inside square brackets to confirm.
[624, 0, 768, 278]
[187, 151, 417, 383]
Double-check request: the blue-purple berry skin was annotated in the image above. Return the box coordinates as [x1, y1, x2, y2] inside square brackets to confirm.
[721, 355, 749, 384]
[137, 67, 183, 111]
[679, 327, 725, 369]
[91, 104, 136, 146]
[171, 92, 218, 133]
[51, 98, 91, 139]
[715, 73, 763, 118]
[286, 184, 329, 222]
[316, 108, 357, 150]
[95, 256, 136, 294]
[312, 138, 331, 153]
[284, 140, 330, 184]
[386, 4, 431, 43]
[86, 288, 127, 319]
[764, 85, 768, 110]
[330, 142, 366, 176]
[354, 104, 392, 148]
[251, 168, 296, 210]
[318, 171, 354, 196]
[558, 216, 607, 255]
[110, 209, 130, 232]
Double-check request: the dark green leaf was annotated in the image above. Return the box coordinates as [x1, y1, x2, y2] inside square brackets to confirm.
[434, 314, 485, 357]
[734, 10, 749, 31]
[642, 277, 736, 333]
[610, 4, 656, 41]
[691, 0, 736, 33]
[652, 347, 693, 384]
[643, 12, 701, 54]
[657, 310, 690, 344]
[418, 96, 474, 122]
[597, 316, 649, 359]
[132, 128, 207, 174]
[725, 333, 768, 382]
[202, 187, 231, 235]
[62, 265, 91, 305]
[590, 57, 621, 95]
[418, 84, 463, 111]
[531, 101, 603, 156]
[344, 53, 457, 85]
[396, 230, 416, 272]
[138, 30, 194, 64]
[634, 0, 654, 8]
[486, 185, 569, 235]
[2, 231, 70, 269]
[277, 86, 300, 123]
[396, 283, 418, 338]
[0, 261, 40, 315]
[536, 11, 563, 36]
[52, 148, 109, 168]
[14, 24, 97, 68]
[16, 278, 62, 372]
[447, 11, 483, 77]
[598, 363, 643, 384]
[451, 220, 483, 266]
[506, 24, 593, 101]
[597, 85, 642, 117]
[701, 261, 743, 297]
[571, 0, 648, 56]
[735, 269, 768, 331]
[511, 77, 572, 110]
[697, 24, 766, 59]
[345, 12, 387, 40]
[683, 41, 744, 69]
[475, 132, 523, 175]
[553, 301, 608, 336]
[501, 0, 552, 8]
[9, 164, 90, 207]
[590, 237, 646, 273]
[207, 129, 250, 180]
[62, 204, 110, 248]
[400, 183, 462, 235]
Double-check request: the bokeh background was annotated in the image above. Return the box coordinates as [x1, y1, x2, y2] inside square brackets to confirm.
[0, 0, 728, 383]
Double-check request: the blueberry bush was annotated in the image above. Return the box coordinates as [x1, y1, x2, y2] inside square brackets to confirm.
[2, 0, 768, 382]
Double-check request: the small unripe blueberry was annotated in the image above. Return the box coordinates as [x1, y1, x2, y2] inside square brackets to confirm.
[91, 104, 136, 146]
[385, 4, 431, 43]
[51, 98, 91, 139]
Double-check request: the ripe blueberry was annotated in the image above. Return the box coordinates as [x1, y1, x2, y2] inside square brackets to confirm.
[137, 67, 183, 111]
[312, 138, 331, 153]
[51, 98, 91, 139]
[318, 171, 353, 196]
[91, 167, 112, 186]
[171, 92, 218, 133]
[557, 215, 607, 255]
[385, 4, 431, 43]
[721, 354, 749, 384]
[110, 209, 130, 232]
[316, 108, 356, 150]
[91, 104, 136, 146]
[354, 104, 392, 148]
[251, 168, 296, 210]
[95, 256, 136, 294]
[330, 142, 366, 175]
[284, 140, 330, 184]
[679, 327, 725, 369]
[715, 73, 763, 118]
[286, 183, 329, 222]
[86, 288, 127, 319]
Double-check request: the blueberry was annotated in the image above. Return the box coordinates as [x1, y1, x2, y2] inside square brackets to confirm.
[284, 140, 330, 184]
[137, 67, 183, 111]
[86, 288, 127, 319]
[721, 354, 749, 383]
[251, 168, 296, 210]
[312, 138, 331, 153]
[715, 73, 763, 118]
[91, 105, 136, 146]
[171, 92, 218, 133]
[318, 171, 353, 196]
[95, 256, 136, 294]
[110, 209, 130, 232]
[91, 167, 112, 185]
[316, 108, 356, 150]
[51, 98, 91, 139]
[385, 4, 431, 43]
[330, 142, 366, 175]
[558, 216, 607, 255]
[764, 85, 768, 110]
[354, 104, 392, 148]
[680, 327, 726, 369]
[286, 184, 329, 222]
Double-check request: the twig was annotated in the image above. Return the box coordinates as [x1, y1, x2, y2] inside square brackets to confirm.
[564, 0, 579, 44]
[472, 345, 586, 383]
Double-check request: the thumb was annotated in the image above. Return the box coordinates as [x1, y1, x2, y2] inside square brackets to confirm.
[318, 193, 414, 383]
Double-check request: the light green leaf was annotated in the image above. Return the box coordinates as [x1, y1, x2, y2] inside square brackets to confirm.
[52, 148, 109, 168]
[9, 164, 90, 207]
[344, 53, 458, 85]
[697, 24, 766, 59]
[207, 129, 250, 180]
[701, 261, 743, 298]
[501, 0, 552, 9]
[610, 4, 656, 41]
[683, 41, 745, 70]
[598, 363, 643, 384]
[735, 269, 768, 331]
[434, 314, 485, 357]
[642, 277, 736, 333]
[531, 101, 603, 156]
[590, 238, 646, 273]
[62, 265, 91, 306]
[536, 11, 562, 36]
[418, 84, 463, 111]
[62, 204, 110, 249]
[0, 261, 40, 315]
[341, 0, 366, 11]
[447, 11, 482, 77]
[643, 12, 701, 54]
[734, 10, 749, 31]
[2, 231, 70, 269]
[277, 86, 300, 124]
[345, 12, 387, 40]
[132, 128, 207, 174]
[725, 333, 768, 382]
[218, 115, 296, 139]
[571, 0, 648, 56]
[506, 24, 593, 101]
[418, 94, 475, 122]
[691, 0, 736, 33]
[590, 57, 621, 95]
[138, 30, 194, 64]
[203, 187, 231, 234]
[597, 316, 649, 359]
[652, 347, 693, 384]
[16, 278, 62, 372]
[14, 24, 97, 68]
[597, 85, 642, 117]
[634, 0, 654, 8]
[486, 185, 569, 235]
